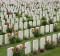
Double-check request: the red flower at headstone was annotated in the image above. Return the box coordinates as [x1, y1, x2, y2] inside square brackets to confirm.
[11, 48, 14, 52]
[32, 28, 34, 30]
[20, 46, 26, 49]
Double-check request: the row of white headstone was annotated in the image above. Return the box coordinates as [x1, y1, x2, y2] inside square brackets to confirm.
[0, 24, 54, 45]
[1, 21, 54, 33]
[7, 33, 60, 56]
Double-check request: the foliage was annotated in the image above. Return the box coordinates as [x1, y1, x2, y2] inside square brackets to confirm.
[49, 19, 53, 24]
[54, 8, 59, 12]
[13, 46, 25, 56]
[42, 16, 46, 20]
[45, 41, 55, 50]
[9, 36, 20, 44]
[27, 23, 31, 29]
[32, 28, 40, 37]
[41, 20, 47, 26]
[16, 38, 20, 43]
[27, 17, 33, 22]
[6, 28, 13, 33]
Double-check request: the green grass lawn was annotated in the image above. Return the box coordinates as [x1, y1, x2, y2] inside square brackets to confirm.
[0, 17, 60, 56]
[0, 31, 60, 56]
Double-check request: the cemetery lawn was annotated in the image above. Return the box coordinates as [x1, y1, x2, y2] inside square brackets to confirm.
[0, 22, 60, 56]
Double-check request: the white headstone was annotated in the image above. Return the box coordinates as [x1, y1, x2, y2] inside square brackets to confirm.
[30, 28, 34, 38]
[33, 39, 38, 51]
[3, 25, 7, 33]
[46, 36, 51, 43]
[52, 34, 57, 44]
[40, 26, 44, 34]
[7, 47, 14, 56]
[18, 31, 23, 40]
[33, 20, 36, 26]
[24, 22, 27, 29]
[50, 24, 53, 32]
[58, 33, 60, 39]
[25, 42, 31, 54]
[45, 25, 49, 33]
[19, 22, 23, 30]
[0, 35, 3, 45]
[37, 20, 40, 26]
[29, 21, 32, 26]
[5, 34, 10, 44]
[14, 23, 18, 30]
[40, 37, 45, 49]
[24, 29, 29, 38]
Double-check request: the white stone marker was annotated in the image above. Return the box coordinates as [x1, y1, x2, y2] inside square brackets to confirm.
[53, 17, 56, 23]
[7, 19, 10, 24]
[52, 34, 57, 44]
[11, 19, 14, 24]
[7, 47, 14, 56]
[33, 39, 38, 51]
[33, 20, 36, 26]
[2, 20, 5, 26]
[3, 25, 7, 33]
[29, 21, 32, 26]
[40, 37, 45, 49]
[58, 33, 60, 39]
[40, 26, 44, 34]
[5, 34, 10, 44]
[18, 31, 23, 40]
[24, 22, 27, 29]
[30, 28, 34, 38]
[46, 36, 51, 43]
[0, 35, 3, 45]
[57, 15, 60, 22]
[25, 42, 31, 54]
[50, 24, 53, 32]
[19, 22, 23, 29]
[24, 29, 29, 38]
[14, 23, 18, 30]
[37, 20, 40, 26]
[45, 25, 49, 33]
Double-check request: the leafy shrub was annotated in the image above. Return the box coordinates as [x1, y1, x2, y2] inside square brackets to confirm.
[13, 46, 26, 56]
[45, 41, 55, 50]
[9, 36, 16, 44]
[32, 28, 40, 37]
[41, 17, 46, 20]
[27, 18, 33, 22]
[6, 28, 13, 33]
[41, 20, 47, 26]
[16, 38, 20, 43]
[49, 19, 53, 24]
[27, 23, 31, 29]
[9, 36, 20, 44]
[54, 8, 58, 12]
